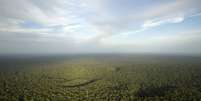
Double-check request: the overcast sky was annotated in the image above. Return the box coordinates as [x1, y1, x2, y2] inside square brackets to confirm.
[0, 0, 201, 55]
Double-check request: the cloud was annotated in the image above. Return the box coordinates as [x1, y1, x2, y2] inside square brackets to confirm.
[0, 0, 201, 54]
[100, 29, 201, 54]
[79, 0, 201, 42]
[142, 16, 184, 28]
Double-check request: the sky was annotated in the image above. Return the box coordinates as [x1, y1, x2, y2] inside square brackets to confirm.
[0, 0, 201, 55]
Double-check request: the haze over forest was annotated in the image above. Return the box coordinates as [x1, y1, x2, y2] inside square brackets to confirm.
[0, 0, 201, 55]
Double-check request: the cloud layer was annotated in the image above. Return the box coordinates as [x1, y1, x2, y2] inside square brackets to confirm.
[0, 0, 201, 54]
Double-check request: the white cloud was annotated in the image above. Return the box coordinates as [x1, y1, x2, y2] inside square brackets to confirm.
[77, 0, 201, 43]
[100, 29, 201, 54]
[0, 0, 201, 54]
[142, 16, 184, 28]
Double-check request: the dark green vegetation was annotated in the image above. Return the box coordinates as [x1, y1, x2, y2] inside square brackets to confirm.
[0, 54, 201, 101]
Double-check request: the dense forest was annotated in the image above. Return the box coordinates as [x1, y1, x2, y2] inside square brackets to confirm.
[0, 54, 201, 101]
